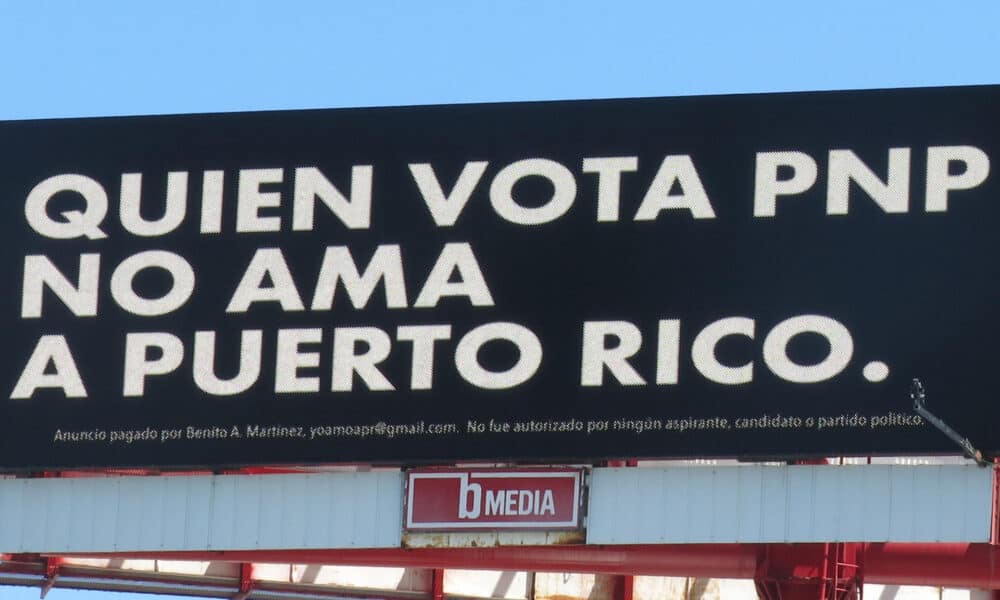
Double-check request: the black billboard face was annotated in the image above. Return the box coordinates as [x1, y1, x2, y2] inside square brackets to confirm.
[1, 85, 998, 469]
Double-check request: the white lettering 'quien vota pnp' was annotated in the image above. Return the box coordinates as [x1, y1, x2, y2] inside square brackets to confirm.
[9, 145, 990, 400]
[20, 146, 989, 241]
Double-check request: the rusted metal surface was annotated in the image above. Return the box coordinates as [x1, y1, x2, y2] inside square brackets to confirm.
[402, 529, 586, 549]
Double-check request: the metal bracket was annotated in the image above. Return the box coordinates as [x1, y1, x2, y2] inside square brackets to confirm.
[40, 557, 60, 599]
[232, 563, 254, 600]
[910, 378, 988, 467]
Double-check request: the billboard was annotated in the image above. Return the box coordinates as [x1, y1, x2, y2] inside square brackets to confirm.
[1, 85, 998, 469]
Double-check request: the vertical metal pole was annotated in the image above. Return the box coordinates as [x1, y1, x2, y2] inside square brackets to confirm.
[614, 575, 634, 600]
[992, 458, 1000, 545]
[857, 543, 865, 600]
[820, 543, 831, 600]
[432, 568, 445, 600]
[234, 562, 254, 600]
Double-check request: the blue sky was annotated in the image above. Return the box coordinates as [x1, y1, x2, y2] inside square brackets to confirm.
[0, 1, 998, 599]
[1, 1, 999, 121]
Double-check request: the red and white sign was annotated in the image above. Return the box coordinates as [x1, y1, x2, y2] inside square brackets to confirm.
[405, 468, 584, 531]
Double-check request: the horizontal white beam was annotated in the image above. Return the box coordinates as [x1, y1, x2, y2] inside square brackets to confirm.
[586, 465, 993, 544]
[0, 471, 402, 553]
[0, 463, 991, 553]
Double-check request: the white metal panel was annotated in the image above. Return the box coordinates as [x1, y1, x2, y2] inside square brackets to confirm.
[0, 481, 23, 547]
[860, 466, 892, 540]
[0, 472, 402, 553]
[734, 466, 763, 541]
[185, 476, 214, 550]
[758, 466, 787, 542]
[688, 468, 716, 541]
[374, 470, 403, 547]
[785, 467, 814, 540]
[20, 479, 48, 551]
[888, 466, 918, 540]
[304, 474, 332, 548]
[587, 465, 992, 544]
[351, 472, 381, 545]
[158, 477, 186, 549]
[659, 469, 688, 541]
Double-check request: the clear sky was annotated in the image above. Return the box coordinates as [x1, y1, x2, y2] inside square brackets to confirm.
[0, 1, 998, 599]
[1, 0, 999, 121]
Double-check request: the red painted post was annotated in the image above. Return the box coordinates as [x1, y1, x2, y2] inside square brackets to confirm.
[233, 562, 254, 600]
[40, 557, 61, 599]
[613, 575, 634, 600]
[432, 568, 444, 600]
[754, 543, 829, 600]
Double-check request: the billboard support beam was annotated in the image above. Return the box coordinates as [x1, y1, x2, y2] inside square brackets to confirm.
[39, 557, 60, 599]
[911, 379, 988, 466]
[68, 543, 997, 587]
[232, 562, 254, 600]
[993, 460, 1000, 545]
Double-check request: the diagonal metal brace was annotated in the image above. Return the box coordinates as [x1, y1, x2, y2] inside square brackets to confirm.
[911, 378, 988, 467]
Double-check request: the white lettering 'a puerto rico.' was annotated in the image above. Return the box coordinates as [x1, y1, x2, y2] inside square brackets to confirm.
[484, 489, 556, 516]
